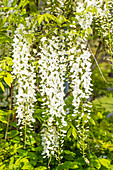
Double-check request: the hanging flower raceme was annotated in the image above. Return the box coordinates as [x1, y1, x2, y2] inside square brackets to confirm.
[76, 0, 105, 37]
[100, 1, 113, 56]
[68, 38, 93, 159]
[12, 24, 36, 133]
[38, 34, 67, 160]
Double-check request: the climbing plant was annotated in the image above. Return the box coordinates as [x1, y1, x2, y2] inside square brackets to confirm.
[0, 0, 113, 169]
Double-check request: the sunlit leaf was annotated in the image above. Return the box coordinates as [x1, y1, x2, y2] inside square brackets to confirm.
[99, 158, 110, 168]
[0, 82, 5, 92]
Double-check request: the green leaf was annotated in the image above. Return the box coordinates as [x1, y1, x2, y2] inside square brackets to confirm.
[1, 61, 6, 70]
[92, 7, 97, 15]
[87, 27, 93, 35]
[0, 116, 7, 124]
[17, 149, 28, 156]
[4, 76, 11, 87]
[27, 152, 37, 161]
[46, 14, 56, 21]
[10, 136, 21, 143]
[3, 0, 8, 6]
[110, 165, 113, 169]
[44, 15, 49, 23]
[64, 150, 76, 157]
[22, 164, 33, 169]
[7, 130, 19, 138]
[35, 166, 47, 170]
[58, 162, 69, 170]
[37, 98, 43, 102]
[18, 157, 33, 169]
[0, 82, 5, 92]
[11, 0, 18, 7]
[9, 156, 14, 169]
[26, 136, 36, 145]
[38, 15, 44, 25]
[5, 57, 13, 66]
[86, 168, 96, 170]
[90, 118, 95, 125]
[72, 127, 77, 139]
[10, 122, 17, 127]
[0, 34, 13, 43]
[15, 157, 23, 166]
[0, 164, 5, 169]
[97, 112, 103, 119]
[17, 0, 29, 9]
[57, 15, 67, 25]
[92, 159, 101, 169]
[99, 158, 110, 168]
[0, 128, 3, 131]
[95, 160, 101, 169]
[69, 162, 78, 169]
[86, 6, 91, 13]
[77, 141, 80, 149]
[67, 128, 72, 138]
[0, 17, 7, 28]
[0, 134, 4, 138]
[4, 73, 13, 87]
[58, 161, 78, 170]
[64, 150, 76, 161]
[21, 157, 29, 163]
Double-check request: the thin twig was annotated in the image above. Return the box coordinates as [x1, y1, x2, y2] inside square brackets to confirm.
[88, 44, 109, 83]
[88, 136, 92, 169]
[5, 84, 13, 140]
[91, 41, 102, 67]
[5, 113, 10, 140]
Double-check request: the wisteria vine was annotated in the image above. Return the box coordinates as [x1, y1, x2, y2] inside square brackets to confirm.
[12, 24, 36, 143]
[9, 0, 112, 164]
[38, 34, 67, 161]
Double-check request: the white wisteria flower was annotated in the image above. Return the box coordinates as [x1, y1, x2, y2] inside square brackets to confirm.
[39, 32, 67, 160]
[68, 37, 93, 158]
[12, 23, 36, 133]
